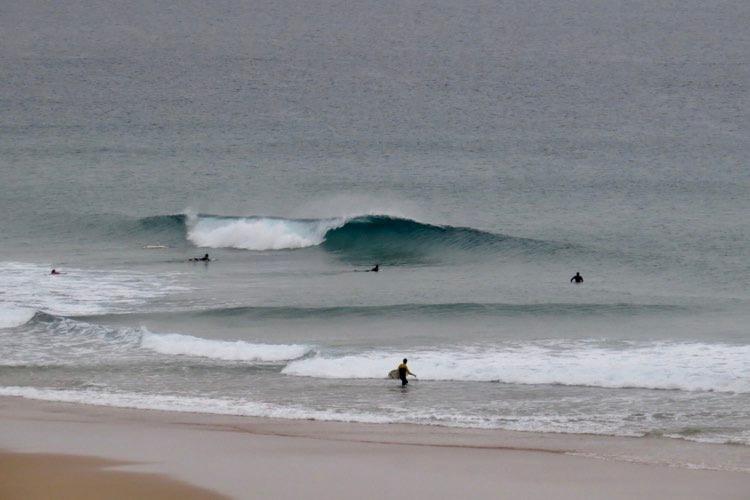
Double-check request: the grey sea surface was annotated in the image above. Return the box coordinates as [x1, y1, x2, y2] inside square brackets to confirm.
[1, 0, 749, 467]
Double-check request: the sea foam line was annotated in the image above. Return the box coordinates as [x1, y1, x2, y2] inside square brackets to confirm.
[2, 386, 747, 450]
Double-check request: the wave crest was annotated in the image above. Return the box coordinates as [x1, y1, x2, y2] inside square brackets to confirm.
[0, 306, 36, 329]
[186, 215, 339, 251]
[140, 331, 313, 362]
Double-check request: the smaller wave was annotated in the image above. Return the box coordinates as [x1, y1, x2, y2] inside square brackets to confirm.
[0, 306, 36, 329]
[0, 315, 145, 367]
[140, 331, 313, 362]
[131, 302, 685, 322]
[3, 315, 313, 366]
[282, 341, 750, 393]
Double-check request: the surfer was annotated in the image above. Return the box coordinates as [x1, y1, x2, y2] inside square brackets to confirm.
[354, 264, 380, 273]
[193, 254, 210, 262]
[570, 272, 583, 283]
[50, 269, 63, 275]
[397, 358, 416, 386]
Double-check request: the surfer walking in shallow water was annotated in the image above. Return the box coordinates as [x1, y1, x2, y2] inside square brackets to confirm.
[398, 358, 416, 386]
[570, 272, 583, 283]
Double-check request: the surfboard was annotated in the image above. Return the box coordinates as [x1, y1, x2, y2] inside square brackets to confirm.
[388, 369, 399, 379]
[143, 245, 169, 249]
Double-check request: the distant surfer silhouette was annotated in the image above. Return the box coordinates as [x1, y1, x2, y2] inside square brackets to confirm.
[354, 264, 379, 273]
[570, 272, 583, 283]
[193, 254, 210, 262]
[397, 358, 416, 386]
[50, 269, 65, 275]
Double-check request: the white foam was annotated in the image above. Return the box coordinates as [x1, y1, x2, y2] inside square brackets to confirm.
[0, 306, 35, 329]
[0, 319, 145, 367]
[140, 331, 312, 362]
[0, 262, 187, 316]
[0, 386, 394, 424]
[282, 341, 750, 393]
[1, 386, 748, 447]
[186, 216, 343, 250]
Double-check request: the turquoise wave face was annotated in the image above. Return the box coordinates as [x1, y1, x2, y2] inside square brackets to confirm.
[321, 215, 503, 263]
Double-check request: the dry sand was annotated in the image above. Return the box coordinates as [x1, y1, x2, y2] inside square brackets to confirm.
[1, 396, 748, 499]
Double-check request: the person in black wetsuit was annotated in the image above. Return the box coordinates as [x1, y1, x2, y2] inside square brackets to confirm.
[195, 254, 210, 261]
[370, 264, 379, 272]
[570, 272, 583, 283]
[397, 358, 416, 386]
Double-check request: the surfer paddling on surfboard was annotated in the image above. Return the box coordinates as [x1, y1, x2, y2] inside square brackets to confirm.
[191, 253, 211, 262]
[354, 264, 380, 273]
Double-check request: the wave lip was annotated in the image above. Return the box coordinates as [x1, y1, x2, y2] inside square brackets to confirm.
[140, 330, 313, 362]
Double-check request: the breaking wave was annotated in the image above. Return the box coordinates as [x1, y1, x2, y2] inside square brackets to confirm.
[0, 313, 313, 366]
[136, 213, 566, 262]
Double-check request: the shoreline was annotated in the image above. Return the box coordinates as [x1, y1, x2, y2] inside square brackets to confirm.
[2, 396, 749, 499]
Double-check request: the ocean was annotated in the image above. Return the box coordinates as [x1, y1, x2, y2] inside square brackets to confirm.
[1, 0, 749, 458]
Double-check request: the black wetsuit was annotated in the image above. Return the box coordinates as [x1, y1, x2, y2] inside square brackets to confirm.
[398, 367, 408, 385]
[398, 362, 412, 386]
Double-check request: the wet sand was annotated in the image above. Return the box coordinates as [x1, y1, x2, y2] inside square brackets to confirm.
[1, 396, 748, 499]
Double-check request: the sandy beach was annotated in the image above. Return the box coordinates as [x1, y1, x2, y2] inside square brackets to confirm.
[1, 396, 748, 499]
